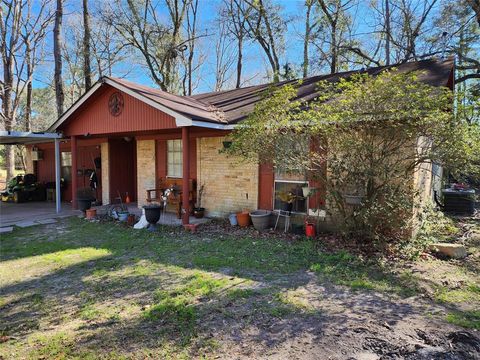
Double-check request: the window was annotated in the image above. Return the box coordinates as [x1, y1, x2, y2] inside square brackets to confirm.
[167, 139, 183, 177]
[273, 135, 309, 213]
[274, 174, 308, 214]
[61, 152, 72, 181]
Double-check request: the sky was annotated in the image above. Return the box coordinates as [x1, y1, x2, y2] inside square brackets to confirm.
[31, 0, 445, 95]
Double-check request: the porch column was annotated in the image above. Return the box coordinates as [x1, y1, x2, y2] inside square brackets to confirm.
[71, 136, 78, 209]
[182, 127, 190, 225]
[54, 138, 62, 213]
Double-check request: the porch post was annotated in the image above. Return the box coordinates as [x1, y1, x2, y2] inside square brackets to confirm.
[54, 138, 62, 213]
[71, 136, 78, 209]
[182, 127, 190, 225]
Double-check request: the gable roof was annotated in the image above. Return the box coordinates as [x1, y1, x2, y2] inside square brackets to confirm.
[49, 57, 454, 132]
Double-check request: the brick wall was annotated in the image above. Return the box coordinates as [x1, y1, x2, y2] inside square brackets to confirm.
[197, 137, 258, 217]
[136, 139, 156, 207]
[101, 142, 110, 205]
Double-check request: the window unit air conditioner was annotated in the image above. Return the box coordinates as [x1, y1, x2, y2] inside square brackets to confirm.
[31, 149, 44, 161]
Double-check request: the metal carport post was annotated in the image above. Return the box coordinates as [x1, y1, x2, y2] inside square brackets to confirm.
[0, 131, 64, 213]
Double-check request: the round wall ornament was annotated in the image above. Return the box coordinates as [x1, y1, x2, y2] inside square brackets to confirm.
[108, 92, 124, 116]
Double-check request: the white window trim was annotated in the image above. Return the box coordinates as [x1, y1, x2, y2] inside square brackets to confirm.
[167, 139, 183, 178]
[273, 179, 310, 215]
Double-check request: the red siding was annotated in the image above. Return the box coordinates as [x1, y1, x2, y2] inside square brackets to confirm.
[60, 85, 177, 136]
[35, 142, 102, 202]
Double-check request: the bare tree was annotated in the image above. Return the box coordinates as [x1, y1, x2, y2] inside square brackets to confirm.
[467, 0, 480, 26]
[220, 0, 249, 88]
[53, 0, 64, 116]
[213, 17, 236, 91]
[83, 0, 92, 90]
[106, 0, 192, 92]
[236, 0, 286, 82]
[22, 0, 54, 132]
[302, 0, 319, 78]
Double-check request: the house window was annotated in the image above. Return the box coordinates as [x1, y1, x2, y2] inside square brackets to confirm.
[273, 136, 309, 213]
[61, 152, 72, 181]
[167, 139, 183, 177]
[274, 176, 308, 214]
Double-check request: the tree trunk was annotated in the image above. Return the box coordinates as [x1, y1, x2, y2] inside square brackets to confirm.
[236, 36, 243, 88]
[385, 0, 390, 65]
[303, 0, 313, 78]
[83, 0, 92, 90]
[54, 0, 64, 117]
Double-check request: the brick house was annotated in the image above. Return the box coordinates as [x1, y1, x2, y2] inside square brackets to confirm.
[26, 58, 455, 225]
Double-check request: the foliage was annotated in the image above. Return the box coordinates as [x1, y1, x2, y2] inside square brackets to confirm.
[226, 70, 480, 247]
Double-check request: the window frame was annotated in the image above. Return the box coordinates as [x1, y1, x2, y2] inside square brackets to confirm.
[166, 139, 183, 178]
[273, 179, 309, 214]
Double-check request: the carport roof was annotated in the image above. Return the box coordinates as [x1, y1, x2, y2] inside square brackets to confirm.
[0, 131, 62, 145]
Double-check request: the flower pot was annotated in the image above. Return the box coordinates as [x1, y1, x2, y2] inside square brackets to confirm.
[344, 195, 365, 205]
[229, 213, 238, 226]
[194, 207, 205, 218]
[127, 214, 136, 226]
[236, 211, 251, 227]
[77, 198, 93, 212]
[279, 201, 293, 213]
[305, 222, 316, 237]
[143, 205, 162, 230]
[118, 211, 129, 222]
[249, 210, 272, 231]
[85, 208, 97, 220]
[302, 186, 311, 197]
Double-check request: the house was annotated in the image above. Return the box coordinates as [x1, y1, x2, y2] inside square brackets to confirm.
[25, 58, 455, 225]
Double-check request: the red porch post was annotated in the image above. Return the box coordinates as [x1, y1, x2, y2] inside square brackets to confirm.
[71, 136, 78, 209]
[182, 127, 190, 225]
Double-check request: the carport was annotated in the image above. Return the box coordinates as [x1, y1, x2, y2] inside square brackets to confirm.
[0, 131, 63, 213]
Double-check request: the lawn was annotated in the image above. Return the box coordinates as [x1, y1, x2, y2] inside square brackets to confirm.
[0, 217, 479, 359]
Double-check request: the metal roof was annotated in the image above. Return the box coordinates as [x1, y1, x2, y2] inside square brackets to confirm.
[0, 131, 62, 145]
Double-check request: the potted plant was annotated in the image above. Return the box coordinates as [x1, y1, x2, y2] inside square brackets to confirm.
[77, 187, 95, 213]
[277, 191, 297, 213]
[193, 184, 205, 218]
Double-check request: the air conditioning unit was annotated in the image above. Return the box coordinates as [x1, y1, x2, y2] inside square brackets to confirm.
[31, 149, 44, 161]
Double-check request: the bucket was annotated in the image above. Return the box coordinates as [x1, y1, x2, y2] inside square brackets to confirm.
[85, 208, 97, 220]
[305, 223, 316, 238]
[228, 213, 238, 226]
[118, 211, 129, 222]
[236, 212, 250, 227]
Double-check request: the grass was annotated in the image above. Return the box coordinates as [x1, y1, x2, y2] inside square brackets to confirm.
[446, 310, 480, 330]
[0, 217, 478, 358]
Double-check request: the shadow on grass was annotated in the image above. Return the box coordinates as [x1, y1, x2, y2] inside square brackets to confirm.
[0, 217, 472, 357]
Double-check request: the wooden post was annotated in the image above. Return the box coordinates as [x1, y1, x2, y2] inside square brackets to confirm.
[182, 127, 190, 225]
[71, 136, 78, 209]
[54, 138, 62, 213]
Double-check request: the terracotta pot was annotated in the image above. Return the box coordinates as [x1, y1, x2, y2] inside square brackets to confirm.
[236, 211, 251, 227]
[85, 208, 96, 219]
[127, 214, 136, 226]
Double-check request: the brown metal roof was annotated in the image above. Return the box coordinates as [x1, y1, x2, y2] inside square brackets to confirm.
[191, 57, 455, 124]
[50, 57, 455, 131]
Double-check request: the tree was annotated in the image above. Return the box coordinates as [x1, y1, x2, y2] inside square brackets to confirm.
[220, 0, 249, 88]
[53, 0, 64, 117]
[237, 0, 286, 82]
[302, 0, 320, 77]
[467, 0, 480, 26]
[105, 0, 191, 92]
[226, 70, 480, 247]
[82, 0, 92, 90]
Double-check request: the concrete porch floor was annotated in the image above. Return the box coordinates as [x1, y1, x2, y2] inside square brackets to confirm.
[95, 202, 210, 226]
[0, 201, 81, 228]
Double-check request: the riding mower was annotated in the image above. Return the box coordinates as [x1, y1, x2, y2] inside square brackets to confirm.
[1, 174, 46, 203]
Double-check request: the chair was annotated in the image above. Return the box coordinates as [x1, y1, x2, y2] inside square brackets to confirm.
[146, 178, 196, 219]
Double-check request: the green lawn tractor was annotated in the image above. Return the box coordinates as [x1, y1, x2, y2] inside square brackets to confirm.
[1, 174, 46, 203]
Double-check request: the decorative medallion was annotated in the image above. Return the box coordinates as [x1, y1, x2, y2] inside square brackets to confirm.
[108, 92, 124, 117]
